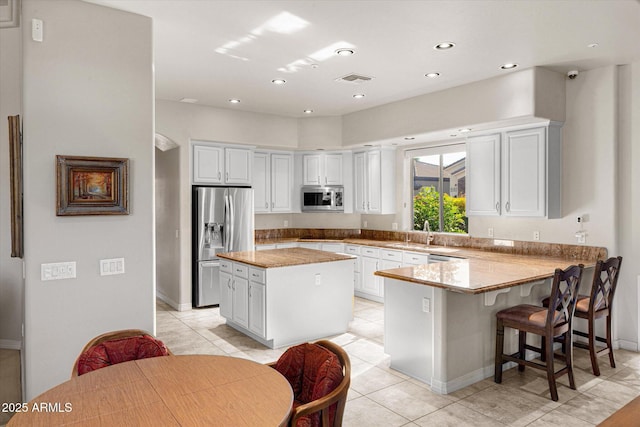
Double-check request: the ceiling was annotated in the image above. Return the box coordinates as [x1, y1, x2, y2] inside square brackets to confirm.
[85, 0, 640, 118]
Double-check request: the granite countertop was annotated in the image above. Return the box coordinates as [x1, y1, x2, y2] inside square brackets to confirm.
[374, 254, 593, 294]
[218, 247, 355, 269]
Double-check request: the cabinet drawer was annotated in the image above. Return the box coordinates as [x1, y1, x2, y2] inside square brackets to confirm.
[249, 268, 265, 284]
[381, 249, 402, 261]
[220, 260, 232, 273]
[361, 247, 380, 258]
[402, 251, 429, 265]
[345, 245, 361, 255]
[232, 263, 249, 278]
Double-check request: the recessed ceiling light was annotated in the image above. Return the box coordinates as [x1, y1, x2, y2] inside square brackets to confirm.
[271, 78, 287, 85]
[450, 134, 458, 137]
[434, 42, 455, 50]
[353, 94, 365, 99]
[587, 43, 599, 48]
[500, 63, 518, 70]
[335, 48, 355, 56]
[364, 144, 373, 147]
[180, 98, 198, 103]
[404, 137, 415, 140]
[228, 99, 241, 104]
[459, 128, 472, 133]
[425, 72, 440, 78]
[303, 109, 314, 114]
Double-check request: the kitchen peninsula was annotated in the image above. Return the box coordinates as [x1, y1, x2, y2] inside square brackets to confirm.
[217, 247, 355, 349]
[375, 253, 598, 394]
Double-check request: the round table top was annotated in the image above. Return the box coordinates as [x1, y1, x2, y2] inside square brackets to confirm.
[8, 354, 293, 427]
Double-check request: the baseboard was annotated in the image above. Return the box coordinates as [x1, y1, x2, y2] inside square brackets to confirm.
[156, 291, 192, 312]
[0, 339, 22, 350]
[617, 339, 638, 352]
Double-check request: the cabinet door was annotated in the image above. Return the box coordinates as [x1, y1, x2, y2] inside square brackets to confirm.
[302, 154, 322, 185]
[361, 256, 381, 296]
[271, 154, 293, 212]
[232, 276, 249, 328]
[225, 147, 252, 185]
[249, 282, 266, 338]
[253, 153, 270, 213]
[503, 127, 546, 216]
[324, 154, 343, 185]
[219, 271, 233, 319]
[466, 134, 501, 216]
[193, 145, 223, 184]
[354, 152, 366, 213]
[366, 150, 382, 213]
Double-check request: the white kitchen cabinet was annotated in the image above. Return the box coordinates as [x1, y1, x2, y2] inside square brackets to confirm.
[345, 245, 362, 292]
[193, 144, 224, 184]
[359, 246, 383, 302]
[298, 242, 321, 250]
[354, 148, 395, 214]
[248, 267, 266, 338]
[321, 242, 345, 253]
[225, 147, 252, 185]
[466, 124, 561, 218]
[219, 261, 249, 328]
[254, 151, 293, 213]
[192, 142, 253, 185]
[302, 153, 343, 186]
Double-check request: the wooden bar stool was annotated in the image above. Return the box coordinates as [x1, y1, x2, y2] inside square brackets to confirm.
[542, 256, 623, 376]
[494, 264, 584, 401]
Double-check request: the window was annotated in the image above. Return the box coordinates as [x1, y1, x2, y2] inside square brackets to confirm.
[408, 143, 467, 233]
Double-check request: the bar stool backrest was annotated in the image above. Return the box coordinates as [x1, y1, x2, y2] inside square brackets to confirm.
[590, 256, 623, 312]
[546, 264, 584, 333]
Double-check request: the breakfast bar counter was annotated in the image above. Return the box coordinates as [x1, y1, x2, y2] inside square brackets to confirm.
[375, 253, 597, 395]
[217, 247, 354, 268]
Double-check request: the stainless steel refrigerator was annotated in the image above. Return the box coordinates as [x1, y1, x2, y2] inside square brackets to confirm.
[193, 187, 254, 307]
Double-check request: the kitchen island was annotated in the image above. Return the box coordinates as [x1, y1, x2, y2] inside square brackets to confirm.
[375, 254, 596, 394]
[217, 247, 355, 349]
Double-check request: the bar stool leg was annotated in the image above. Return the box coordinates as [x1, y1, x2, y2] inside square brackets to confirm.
[518, 331, 526, 371]
[606, 313, 616, 369]
[540, 335, 546, 362]
[587, 316, 600, 376]
[545, 335, 559, 401]
[495, 320, 505, 383]
[565, 330, 576, 390]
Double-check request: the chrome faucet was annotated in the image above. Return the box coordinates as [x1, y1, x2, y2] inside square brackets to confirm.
[423, 220, 434, 246]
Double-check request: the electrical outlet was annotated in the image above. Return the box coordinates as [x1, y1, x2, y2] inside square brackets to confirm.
[533, 231, 540, 241]
[392, 223, 398, 231]
[488, 228, 494, 237]
[315, 273, 322, 286]
[363, 221, 368, 228]
[284, 220, 288, 227]
[575, 231, 586, 244]
[422, 297, 430, 313]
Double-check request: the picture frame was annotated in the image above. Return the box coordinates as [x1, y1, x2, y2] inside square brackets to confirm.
[0, 0, 20, 29]
[8, 115, 23, 257]
[56, 155, 129, 216]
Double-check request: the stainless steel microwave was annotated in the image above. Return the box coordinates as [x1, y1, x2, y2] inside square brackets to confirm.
[301, 186, 344, 212]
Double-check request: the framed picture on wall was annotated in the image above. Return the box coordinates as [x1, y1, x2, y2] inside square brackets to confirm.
[56, 155, 129, 216]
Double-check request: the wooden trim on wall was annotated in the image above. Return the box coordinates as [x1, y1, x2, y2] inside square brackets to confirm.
[8, 114, 23, 258]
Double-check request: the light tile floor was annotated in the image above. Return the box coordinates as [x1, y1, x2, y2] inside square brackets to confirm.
[157, 297, 640, 426]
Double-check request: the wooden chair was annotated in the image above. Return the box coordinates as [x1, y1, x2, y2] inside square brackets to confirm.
[72, 329, 172, 377]
[269, 340, 351, 427]
[494, 264, 584, 401]
[542, 256, 623, 376]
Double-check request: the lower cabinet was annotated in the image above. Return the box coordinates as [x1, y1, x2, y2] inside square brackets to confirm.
[219, 260, 251, 330]
[248, 270, 266, 338]
[360, 247, 383, 302]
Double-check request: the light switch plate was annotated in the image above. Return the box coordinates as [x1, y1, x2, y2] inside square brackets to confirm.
[100, 258, 125, 276]
[41, 262, 76, 281]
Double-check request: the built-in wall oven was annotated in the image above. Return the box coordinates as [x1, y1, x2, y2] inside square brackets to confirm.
[301, 186, 344, 212]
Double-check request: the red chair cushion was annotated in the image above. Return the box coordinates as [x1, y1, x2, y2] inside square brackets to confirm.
[274, 343, 344, 427]
[77, 335, 169, 375]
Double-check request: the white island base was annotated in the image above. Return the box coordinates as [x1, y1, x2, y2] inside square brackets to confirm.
[383, 277, 551, 394]
[220, 256, 354, 349]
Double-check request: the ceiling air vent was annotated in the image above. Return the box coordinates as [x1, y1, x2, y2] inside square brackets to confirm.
[335, 73, 374, 84]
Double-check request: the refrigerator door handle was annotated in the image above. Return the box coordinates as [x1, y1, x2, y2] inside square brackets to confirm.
[224, 193, 230, 252]
[227, 193, 235, 252]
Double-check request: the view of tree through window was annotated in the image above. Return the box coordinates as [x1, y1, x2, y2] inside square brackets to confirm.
[411, 147, 467, 233]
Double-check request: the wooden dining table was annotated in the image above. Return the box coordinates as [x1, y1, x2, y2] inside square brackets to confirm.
[7, 354, 294, 426]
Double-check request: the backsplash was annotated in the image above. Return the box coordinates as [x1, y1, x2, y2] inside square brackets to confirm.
[256, 228, 607, 261]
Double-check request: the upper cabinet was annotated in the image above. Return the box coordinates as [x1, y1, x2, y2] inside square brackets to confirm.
[253, 151, 293, 213]
[302, 153, 343, 186]
[192, 141, 253, 185]
[354, 148, 396, 214]
[466, 124, 561, 218]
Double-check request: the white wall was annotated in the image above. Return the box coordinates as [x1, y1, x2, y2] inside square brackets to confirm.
[0, 25, 24, 349]
[155, 147, 181, 308]
[617, 61, 640, 349]
[298, 116, 343, 149]
[21, 0, 154, 399]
